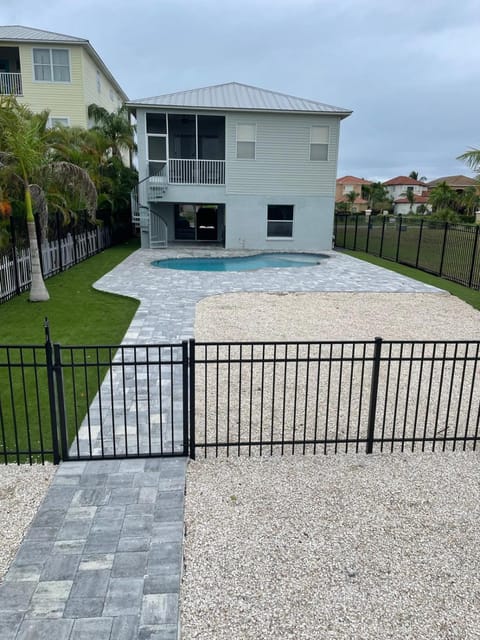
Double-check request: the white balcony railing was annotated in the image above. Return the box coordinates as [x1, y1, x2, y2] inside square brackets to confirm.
[0, 72, 23, 96]
[169, 159, 225, 185]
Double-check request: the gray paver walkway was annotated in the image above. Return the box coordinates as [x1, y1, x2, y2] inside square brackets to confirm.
[1, 248, 442, 639]
[0, 458, 185, 640]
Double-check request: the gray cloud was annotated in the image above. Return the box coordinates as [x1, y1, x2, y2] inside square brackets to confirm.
[2, 0, 479, 180]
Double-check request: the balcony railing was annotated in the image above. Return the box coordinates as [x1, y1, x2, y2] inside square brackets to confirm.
[169, 159, 225, 185]
[0, 72, 23, 96]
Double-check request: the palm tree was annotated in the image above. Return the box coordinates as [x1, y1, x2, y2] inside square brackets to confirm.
[0, 97, 97, 301]
[428, 181, 457, 213]
[362, 182, 390, 213]
[345, 190, 357, 213]
[403, 187, 415, 214]
[457, 148, 480, 174]
[87, 104, 136, 161]
[409, 171, 427, 182]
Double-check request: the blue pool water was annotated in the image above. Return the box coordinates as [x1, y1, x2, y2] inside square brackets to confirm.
[152, 253, 328, 272]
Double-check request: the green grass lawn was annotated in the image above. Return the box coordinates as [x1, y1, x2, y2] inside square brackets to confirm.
[1, 238, 140, 462]
[1, 238, 140, 344]
[337, 217, 480, 289]
[339, 249, 480, 311]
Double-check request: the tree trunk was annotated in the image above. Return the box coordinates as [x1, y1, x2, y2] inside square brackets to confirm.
[27, 219, 49, 302]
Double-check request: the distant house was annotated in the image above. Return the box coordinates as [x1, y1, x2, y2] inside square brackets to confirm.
[128, 82, 351, 249]
[383, 176, 429, 214]
[335, 175, 371, 212]
[0, 25, 127, 127]
[427, 175, 480, 195]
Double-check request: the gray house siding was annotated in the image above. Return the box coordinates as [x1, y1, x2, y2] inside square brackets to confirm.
[225, 112, 341, 196]
[225, 195, 334, 251]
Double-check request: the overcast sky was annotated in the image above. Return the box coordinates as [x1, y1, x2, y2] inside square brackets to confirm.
[2, 0, 480, 182]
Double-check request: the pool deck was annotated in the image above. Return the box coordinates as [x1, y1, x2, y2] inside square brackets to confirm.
[0, 249, 442, 640]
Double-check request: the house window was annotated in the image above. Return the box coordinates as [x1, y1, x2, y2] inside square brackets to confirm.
[267, 205, 293, 238]
[33, 48, 70, 82]
[96, 70, 101, 93]
[48, 117, 70, 128]
[236, 124, 256, 159]
[310, 126, 329, 161]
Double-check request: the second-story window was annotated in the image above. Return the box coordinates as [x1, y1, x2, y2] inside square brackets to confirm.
[33, 48, 70, 82]
[310, 126, 329, 161]
[96, 70, 101, 93]
[236, 124, 256, 159]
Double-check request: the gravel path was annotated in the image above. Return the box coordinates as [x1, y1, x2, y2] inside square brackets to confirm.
[0, 464, 56, 582]
[181, 290, 480, 639]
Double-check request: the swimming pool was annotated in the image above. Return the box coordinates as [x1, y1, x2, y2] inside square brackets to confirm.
[152, 253, 328, 272]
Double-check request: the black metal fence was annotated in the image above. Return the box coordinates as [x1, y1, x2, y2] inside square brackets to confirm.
[334, 214, 480, 290]
[192, 340, 480, 457]
[2, 330, 479, 463]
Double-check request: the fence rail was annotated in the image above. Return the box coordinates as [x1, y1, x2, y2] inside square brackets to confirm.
[334, 214, 480, 290]
[1, 331, 479, 464]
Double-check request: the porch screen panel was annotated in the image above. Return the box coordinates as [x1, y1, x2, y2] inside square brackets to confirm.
[198, 116, 225, 160]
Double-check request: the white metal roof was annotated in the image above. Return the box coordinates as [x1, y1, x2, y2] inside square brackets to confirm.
[129, 82, 352, 117]
[0, 25, 87, 43]
[0, 25, 128, 100]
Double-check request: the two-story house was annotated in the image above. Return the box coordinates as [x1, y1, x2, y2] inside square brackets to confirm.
[128, 82, 351, 250]
[335, 175, 371, 212]
[0, 25, 127, 127]
[383, 176, 429, 215]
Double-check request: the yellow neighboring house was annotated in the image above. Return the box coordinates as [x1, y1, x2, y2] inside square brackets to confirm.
[0, 25, 127, 126]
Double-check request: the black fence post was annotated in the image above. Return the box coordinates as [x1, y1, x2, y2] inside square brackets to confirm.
[415, 218, 424, 268]
[182, 340, 190, 457]
[395, 215, 402, 262]
[438, 222, 449, 277]
[379, 215, 386, 258]
[343, 214, 347, 247]
[468, 225, 479, 288]
[366, 337, 382, 454]
[188, 339, 196, 460]
[53, 343, 69, 460]
[365, 215, 371, 253]
[9, 215, 21, 296]
[353, 214, 358, 250]
[45, 319, 61, 465]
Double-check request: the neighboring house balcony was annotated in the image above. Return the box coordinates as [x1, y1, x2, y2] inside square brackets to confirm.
[0, 71, 22, 96]
[0, 45, 22, 95]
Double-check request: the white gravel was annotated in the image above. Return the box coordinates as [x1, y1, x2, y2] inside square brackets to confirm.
[0, 464, 56, 582]
[182, 453, 480, 640]
[181, 291, 480, 639]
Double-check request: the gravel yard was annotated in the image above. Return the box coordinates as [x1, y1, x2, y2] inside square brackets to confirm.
[0, 463, 55, 582]
[181, 291, 480, 639]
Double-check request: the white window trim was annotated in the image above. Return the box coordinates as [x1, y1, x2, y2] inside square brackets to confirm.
[47, 116, 70, 128]
[309, 125, 329, 161]
[32, 47, 71, 84]
[236, 123, 256, 160]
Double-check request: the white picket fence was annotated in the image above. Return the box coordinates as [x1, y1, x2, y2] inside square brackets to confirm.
[0, 227, 111, 303]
